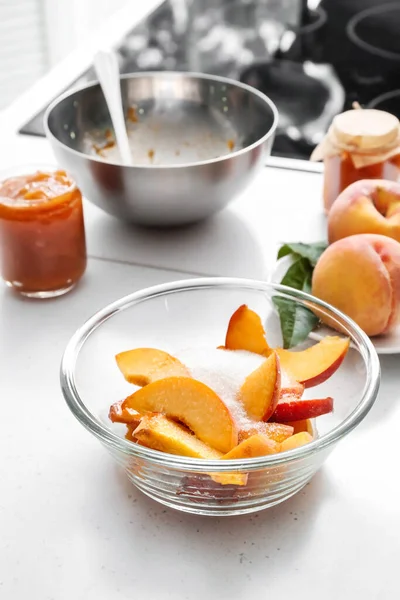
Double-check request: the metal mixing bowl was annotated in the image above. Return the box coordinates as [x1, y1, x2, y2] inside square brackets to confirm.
[44, 72, 278, 226]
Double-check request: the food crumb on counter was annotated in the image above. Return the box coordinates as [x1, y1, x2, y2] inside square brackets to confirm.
[128, 106, 139, 123]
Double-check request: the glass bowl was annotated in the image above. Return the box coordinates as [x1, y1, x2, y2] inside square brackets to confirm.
[60, 278, 380, 516]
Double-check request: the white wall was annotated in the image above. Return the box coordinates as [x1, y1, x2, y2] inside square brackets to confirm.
[43, 0, 130, 66]
[0, 0, 48, 108]
[0, 0, 130, 109]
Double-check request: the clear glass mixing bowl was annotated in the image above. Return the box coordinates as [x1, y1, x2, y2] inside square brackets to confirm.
[60, 278, 380, 516]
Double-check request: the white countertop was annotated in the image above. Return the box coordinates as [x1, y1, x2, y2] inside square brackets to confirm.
[2, 165, 399, 600]
[1, 5, 399, 599]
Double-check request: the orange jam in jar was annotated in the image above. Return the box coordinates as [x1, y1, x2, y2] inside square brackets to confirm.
[0, 169, 87, 297]
[323, 151, 400, 213]
[311, 109, 400, 212]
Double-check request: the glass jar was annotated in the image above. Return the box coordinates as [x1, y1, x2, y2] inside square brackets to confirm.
[311, 109, 400, 212]
[323, 151, 400, 213]
[0, 167, 87, 298]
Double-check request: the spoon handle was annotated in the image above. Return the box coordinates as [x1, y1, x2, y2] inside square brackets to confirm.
[94, 50, 132, 166]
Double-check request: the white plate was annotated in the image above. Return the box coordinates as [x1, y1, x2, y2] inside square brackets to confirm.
[366, 327, 400, 355]
[270, 256, 400, 355]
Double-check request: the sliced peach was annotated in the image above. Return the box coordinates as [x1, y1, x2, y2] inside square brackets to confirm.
[177, 475, 244, 499]
[239, 352, 281, 420]
[231, 431, 291, 490]
[210, 472, 248, 486]
[238, 422, 294, 444]
[280, 368, 305, 399]
[115, 348, 190, 386]
[109, 401, 142, 426]
[225, 304, 271, 355]
[123, 376, 238, 453]
[271, 397, 333, 422]
[133, 414, 246, 486]
[125, 425, 151, 445]
[132, 414, 223, 459]
[275, 336, 350, 388]
[280, 432, 313, 452]
[222, 434, 280, 459]
[286, 419, 314, 436]
[125, 424, 140, 442]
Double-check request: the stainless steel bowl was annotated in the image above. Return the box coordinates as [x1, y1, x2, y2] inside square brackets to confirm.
[44, 72, 278, 227]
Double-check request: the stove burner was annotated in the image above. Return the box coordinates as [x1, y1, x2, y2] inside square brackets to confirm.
[347, 2, 400, 63]
[368, 89, 400, 120]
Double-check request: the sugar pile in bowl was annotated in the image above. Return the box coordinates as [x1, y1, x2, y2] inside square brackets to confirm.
[176, 348, 267, 431]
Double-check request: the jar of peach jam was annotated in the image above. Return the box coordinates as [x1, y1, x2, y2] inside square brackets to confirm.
[0, 168, 87, 297]
[311, 109, 400, 212]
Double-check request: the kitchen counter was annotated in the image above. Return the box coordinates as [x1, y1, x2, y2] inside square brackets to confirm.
[1, 4, 399, 599]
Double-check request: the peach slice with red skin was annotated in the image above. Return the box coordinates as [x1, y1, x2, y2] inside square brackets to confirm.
[280, 368, 305, 399]
[115, 348, 190, 386]
[123, 376, 238, 453]
[271, 397, 333, 422]
[225, 304, 271, 355]
[239, 352, 281, 421]
[238, 422, 294, 444]
[275, 336, 350, 388]
[280, 432, 313, 452]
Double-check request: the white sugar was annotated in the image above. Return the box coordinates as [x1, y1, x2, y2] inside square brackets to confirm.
[176, 348, 265, 430]
[281, 369, 292, 388]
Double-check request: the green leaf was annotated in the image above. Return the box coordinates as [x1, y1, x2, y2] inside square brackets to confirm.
[277, 241, 327, 267]
[273, 256, 320, 349]
[280, 256, 312, 290]
[273, 297, 319, 349]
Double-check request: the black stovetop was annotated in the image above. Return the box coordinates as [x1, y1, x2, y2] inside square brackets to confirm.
[19, 0, 400, 161]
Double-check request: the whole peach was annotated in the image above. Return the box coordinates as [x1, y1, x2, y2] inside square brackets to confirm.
[312, 234, 400, 336]
[328, 179, 400, 244]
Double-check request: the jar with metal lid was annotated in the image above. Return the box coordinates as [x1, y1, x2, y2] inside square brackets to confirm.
[311, 108, 400, 212]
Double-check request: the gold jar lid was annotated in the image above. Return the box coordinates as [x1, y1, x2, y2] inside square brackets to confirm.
[331, 108, 400, 151]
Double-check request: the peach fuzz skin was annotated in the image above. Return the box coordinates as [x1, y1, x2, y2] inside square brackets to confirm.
[328, 179, 400, 244]
[312, 234, 400, 336]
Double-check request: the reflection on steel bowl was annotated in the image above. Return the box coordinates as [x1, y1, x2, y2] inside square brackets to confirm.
[44, 72, 278, 227]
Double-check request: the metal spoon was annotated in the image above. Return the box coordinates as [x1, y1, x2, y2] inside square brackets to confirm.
[93, 50, 132, 165]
